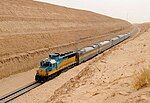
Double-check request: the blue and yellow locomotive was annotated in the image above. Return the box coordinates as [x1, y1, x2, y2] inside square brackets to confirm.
[35, 51, 78, 82]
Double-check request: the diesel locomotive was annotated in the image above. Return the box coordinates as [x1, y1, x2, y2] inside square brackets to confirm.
[35, 32, 131, 82]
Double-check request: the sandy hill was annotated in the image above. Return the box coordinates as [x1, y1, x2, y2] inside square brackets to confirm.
[0, 0, 132, 79]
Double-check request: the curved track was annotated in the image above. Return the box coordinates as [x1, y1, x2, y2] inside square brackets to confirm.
[0, 82, 41, 103]
[0, 26, 140, 103]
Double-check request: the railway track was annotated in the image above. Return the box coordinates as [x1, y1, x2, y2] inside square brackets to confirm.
[0, 82, 41, 103]
[0, 26, 140, 103]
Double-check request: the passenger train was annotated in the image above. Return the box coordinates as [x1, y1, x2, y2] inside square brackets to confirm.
[35, 32, 131, 82]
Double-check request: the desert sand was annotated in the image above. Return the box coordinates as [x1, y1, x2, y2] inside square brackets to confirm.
[1, 0, 149, 103]
[0, 0, 132, 79]
[0, 24, 147, 103]
[46, 24, 150, 103]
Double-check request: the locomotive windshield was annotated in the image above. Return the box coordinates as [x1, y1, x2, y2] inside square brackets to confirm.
[40, 61, 52, 67]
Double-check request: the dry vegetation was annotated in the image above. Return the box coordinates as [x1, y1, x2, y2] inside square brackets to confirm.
[133, 68, 150, 90]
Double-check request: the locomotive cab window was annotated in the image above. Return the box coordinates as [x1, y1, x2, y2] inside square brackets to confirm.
[40, 61, 50, 67]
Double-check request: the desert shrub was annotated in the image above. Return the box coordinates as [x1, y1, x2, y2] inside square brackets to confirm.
[133, 68, 150, 90]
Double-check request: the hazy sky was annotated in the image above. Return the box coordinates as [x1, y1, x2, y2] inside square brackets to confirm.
[36, 0, 150, 23]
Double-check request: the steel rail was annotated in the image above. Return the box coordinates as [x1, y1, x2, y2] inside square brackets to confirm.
[0, 82, 41, 103]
